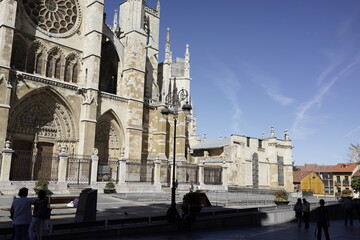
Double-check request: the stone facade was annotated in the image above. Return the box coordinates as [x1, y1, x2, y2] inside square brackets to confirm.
[0, 0, 193, 192]
[191, 127, 294, 192]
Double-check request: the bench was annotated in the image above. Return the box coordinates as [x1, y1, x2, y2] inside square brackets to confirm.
[0, 195, 79, 212]
[48, 195, 79, 209]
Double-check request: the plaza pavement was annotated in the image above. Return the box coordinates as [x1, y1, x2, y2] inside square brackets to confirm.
[1, 191, 359, 239]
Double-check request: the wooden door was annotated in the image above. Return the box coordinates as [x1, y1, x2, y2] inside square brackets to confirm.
[34, 142, 54, 180]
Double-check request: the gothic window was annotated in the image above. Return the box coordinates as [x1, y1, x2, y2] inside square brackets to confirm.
[72, 63, 78, 83]
[64, 54, 79, 83]
[10, 37, 27, 71]
[46, 56, 54, 77]
[46, 48, 62, 79]
[252, 153, 259, 188]
[64, 61, 71, 82]
[21, 0, 82, 38]
[54, 58, 61, 79]
[277, 156, 284, 186]
[36, 53, 43, 74]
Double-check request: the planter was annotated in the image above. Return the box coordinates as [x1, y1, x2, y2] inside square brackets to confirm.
[273, 201, 290, 206]
[104, 189, 116, 194]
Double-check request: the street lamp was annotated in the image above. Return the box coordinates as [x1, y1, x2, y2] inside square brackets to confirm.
[161, 81, 192, 222]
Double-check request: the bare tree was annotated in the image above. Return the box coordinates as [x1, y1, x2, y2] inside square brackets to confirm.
[348, 144, 360, 163]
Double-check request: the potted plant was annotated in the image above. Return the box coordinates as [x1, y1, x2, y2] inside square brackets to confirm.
[341, 189, 353, 199]
[104, 182, 116, 194]
[273, 189, 290, 206]
[34, 179, 49, 194]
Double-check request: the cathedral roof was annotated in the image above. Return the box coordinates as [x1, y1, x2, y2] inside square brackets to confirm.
[192, 138, 231, 150]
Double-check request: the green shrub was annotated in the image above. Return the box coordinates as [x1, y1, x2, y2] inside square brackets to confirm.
[274, 189, 289, 201]
[104, 182, 115, 190]
[34, 179, 49, 190]
[341, 189, 352, 197]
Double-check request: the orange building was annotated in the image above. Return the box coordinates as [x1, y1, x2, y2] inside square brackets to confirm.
[293, 171, 324, 195]
[333, 163, 359, 195]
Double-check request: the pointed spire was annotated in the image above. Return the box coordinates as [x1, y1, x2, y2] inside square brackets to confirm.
[284, 129, 290, 140]
[113, 9, 118, 30]
[165, 28, 172, 64]
[156, 0, 160, 15]
[184, 44, 190, 78]
[270, 126, 276, 138]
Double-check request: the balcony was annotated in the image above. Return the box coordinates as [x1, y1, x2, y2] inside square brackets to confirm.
[334, 181, 341, 187]
[342, 181, 350, 187]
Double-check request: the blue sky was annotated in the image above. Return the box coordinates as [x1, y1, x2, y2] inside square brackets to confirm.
[104, 0, 360, 166]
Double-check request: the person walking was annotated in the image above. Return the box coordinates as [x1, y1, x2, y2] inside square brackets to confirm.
[343, 196, 354, 226]
[302, 198, 310, 228]
[316, 199, 330, 240]
[293, 198, 303, 227]
[189, 181, 194, 192]
[10, 188, 34, 240]
[29, 190, 50, 240]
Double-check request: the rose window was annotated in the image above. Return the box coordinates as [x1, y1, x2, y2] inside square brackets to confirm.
[22, 0, 81, 37]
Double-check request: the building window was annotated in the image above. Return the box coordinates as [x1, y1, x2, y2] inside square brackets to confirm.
[336, 176, 340, 183]
[277, 156, 284, 186]
[35, 53, 43, 74]
[258, 139, 262, 148]
[247, 137, 250, 147]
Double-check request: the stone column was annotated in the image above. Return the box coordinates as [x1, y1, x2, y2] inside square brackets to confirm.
[77, 0, 103, 156]
[90, 149, 99, 184]
[153, 110, 167, 160]
[222, 162, 228, 190]
[198, 163, 204, 186]
[57, 147, 69, 183]
[117, 157, 127, 184]
[0, 0, 18, 145]
[0, 141, 14, 182]
[176, 111, 186, 161]
[153, 158, 161, 186]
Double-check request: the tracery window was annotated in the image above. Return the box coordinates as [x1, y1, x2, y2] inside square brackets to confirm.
[36, 53, 43, 74]
[21, 0, 81, 38]
[64, 54, 79, 83]
[46, 49, 62, 79]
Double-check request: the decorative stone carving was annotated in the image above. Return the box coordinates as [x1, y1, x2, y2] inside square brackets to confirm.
[0, 74, 11, 88]
[22, 73, 78, 91]
[8, 90, 76, 141]
[92, 148, 98, 156]
[5, 140, 11, 149]
[21, 0, 82, 38]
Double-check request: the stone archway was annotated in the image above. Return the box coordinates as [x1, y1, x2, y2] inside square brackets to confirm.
[95, 111, 124, 163]
[95, 111, 124, 181]
[7, 88, 77, 180]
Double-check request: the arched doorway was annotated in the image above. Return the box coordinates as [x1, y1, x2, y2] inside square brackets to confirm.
[7, 88, 77, 180]
[252, 153, 259, 188]
[95, 111, 124, 181]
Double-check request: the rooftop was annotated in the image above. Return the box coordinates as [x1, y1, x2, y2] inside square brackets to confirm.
[296, 164, 335, 173]
[332, 163, 358, 173]
[192, 138, 231, 150]
[293, 171, 313, 183]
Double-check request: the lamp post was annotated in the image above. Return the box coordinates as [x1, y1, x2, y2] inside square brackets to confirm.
[161, 81, 191, 222]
